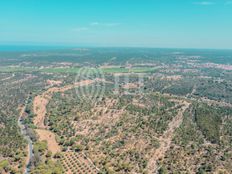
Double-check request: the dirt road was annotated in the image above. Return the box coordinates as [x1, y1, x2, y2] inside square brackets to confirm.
[147, 100, 190, 174]
[33, 80, 95, 154]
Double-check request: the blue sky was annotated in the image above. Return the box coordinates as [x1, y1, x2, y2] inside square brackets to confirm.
[0, 0, 232, 49]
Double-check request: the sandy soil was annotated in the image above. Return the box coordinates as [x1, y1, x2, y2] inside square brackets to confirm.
[33, 95, 50, 129]
[122, 83, 140, 89]
[46, 80, 62, 86]
[132, 99, 146, 108]
[36, 129, 61, 154]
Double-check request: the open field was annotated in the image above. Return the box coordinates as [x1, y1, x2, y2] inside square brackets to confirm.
[35, 129, 61, 154]
[0, 66, 37, 73]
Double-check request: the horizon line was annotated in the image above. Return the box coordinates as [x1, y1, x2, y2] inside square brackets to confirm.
[0, 43, 232, 51]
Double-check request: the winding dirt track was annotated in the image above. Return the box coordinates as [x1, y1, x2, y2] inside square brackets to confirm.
[147, 100, 190, 174]
[33, 80, 94, 128]
[33, 80, 95, 154]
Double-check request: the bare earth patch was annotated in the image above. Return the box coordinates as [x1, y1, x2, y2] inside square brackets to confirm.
[46, 80, 63, 86]
[161, 75, 182, 81]
[36, 129, 61, 154]
[73, 99, 125, 136]
[33, 95, 50, 129]
[132, 99, 146, 108]
[122, 83, 140, 89]
[202, 63, 232, 71]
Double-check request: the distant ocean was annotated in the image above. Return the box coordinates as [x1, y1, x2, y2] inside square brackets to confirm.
[0, 45, 71, 52]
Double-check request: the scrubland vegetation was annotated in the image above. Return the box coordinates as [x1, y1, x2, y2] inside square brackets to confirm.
[0, 48, 232, 173]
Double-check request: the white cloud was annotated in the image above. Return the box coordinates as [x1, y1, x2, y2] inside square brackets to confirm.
[90, 22, 121, 27]
[104, 23, 121, 27]
[194, 1, 215, 5]
[72, 22, 120, 33]
[90, 22, 100, 26]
